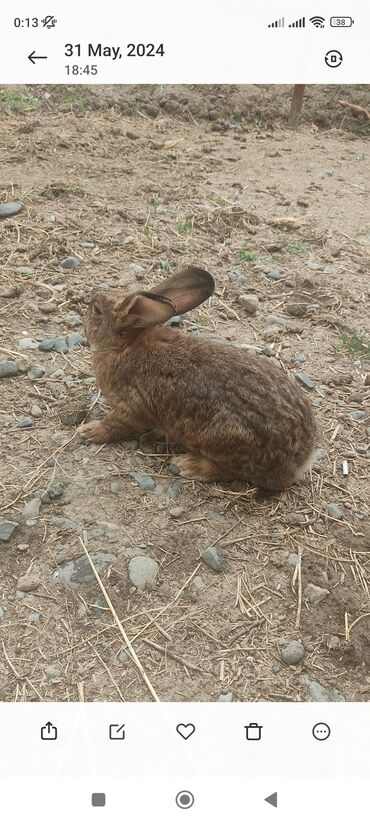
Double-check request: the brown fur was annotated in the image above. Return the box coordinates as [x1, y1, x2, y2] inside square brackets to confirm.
[79, 266, 317, 490]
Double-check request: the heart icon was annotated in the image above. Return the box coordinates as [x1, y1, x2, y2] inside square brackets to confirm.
[176, 723, 196, 740]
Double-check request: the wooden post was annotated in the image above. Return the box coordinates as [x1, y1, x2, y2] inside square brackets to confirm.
[288, 84, 306, 129]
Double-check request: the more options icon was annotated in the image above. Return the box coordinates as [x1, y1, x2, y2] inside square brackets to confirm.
[41, 721, 57, 740]
[312, 722, 331, 741]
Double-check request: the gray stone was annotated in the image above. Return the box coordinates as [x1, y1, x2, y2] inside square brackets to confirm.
[43, 213, 56, 223]
[92, 596, 106, 615]
[265, 270, 282, 280]
[169, 462, 181, 476]
[50, 368, 65, 378]
[27, 365, 45, 381]
[0, 201, 24, 218]
[347, 410, 366, 421]
[307, 680, 345, 702]
[202, 546, 227, 572]
[122, 439, 139, 451]
[265, 314, 286, 327]
[38, 339, 55, 351]
[30, 404, 43, 417]
[305, 583, 329, 605]
[80, 241, 95, 249]
[0, 519, 19, 541]
[238, 294, 259, 315]
[53, 283, 67, 292]
[110, 481, 122, 494]
[217, 692, 233, 702]
[67, 331, 86, 349]
[169, 507, 184, 519]
[60, 256, 80, 269]
[45, 664, 62, 680]
[118, 650, 130, 663]
[54, 336, 68, 353]
[294, 372, 315, 390]
[66, 312, 83, 326]
[17, 574, 41, 592]
[193, 576, 206, 592]
[293, 354, 305, 363]
[169, 315, 182, 327]
[128, 471, 156, 491]
[0, 606, 5, 619]
[18, 337, 38, 350]
[261, 347, 276, 357]
[17, 416, 34, 428]
[28, 612, 41, 624]
[22, 497, 42, 519]
[52, 516, 79, 530]
[0, 360, 18, 378]
[327, 503, 343, 520]
[287, 553, 299, 567]
[47, 481, 64, 500]
[281, 640, 305, 665]
[208, 510, 225, 523]
[53, 552, 117, 588]
[168, 481, 182, 500]
[312, 398, 322, 407]
[128, 555, 159, 588]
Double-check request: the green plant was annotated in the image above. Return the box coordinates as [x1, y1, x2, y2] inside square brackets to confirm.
[0, 89, 40, 112]
[177, 220, 192, 235]
[282, 238, 306, 255]
[333, 329, 370, 359]
[239, 249, 257, 262]
[160, 260, 170, 272]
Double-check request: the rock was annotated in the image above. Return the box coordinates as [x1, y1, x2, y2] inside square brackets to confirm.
[18, 337, 38, 350]
[43, 213, 56, 223]
[50, 368, 65, 378]
[17, 416, 34, 428]
[66, 312, 83, 326]
[22, 497, 42, 519]
[30, 404, 43, 417]
[92, 596, 106, 615]
[47, 481, 64, 500]
[193, 576, 206, 592]
[208, 511, 225, 523]
[67, 332, 86, 349]
[265, 270, 282, 280]
[261, 347, 276, 357]
[122, 439, 139, 451]
[307, 680, 345, 702]
[80, 241, 95, 249]
[60, 256, 80, 269]
[286, 302, 307, 317]
[28, 612, 41, 624]
[0, 201, 24, 218]
[217, 692, 233, 702]
[169, 462, 181, 476]
[169, 315, 182, 327]
[0, 360, 18, 378]
[202, 546, 227, 572]
[17, 574, 41, 592]
[285, 512, 306, 526]
[38, 339, 55, 351]
[128, 556, 159, 588]
[53, 552, 117, 588]
[52, 516, 79, 530]
[347, 410, 366, 421]
[294, 372, 315, 390]
[238, 294, 259, 315]
[305, 583, 329, 605]
[265, 314, 286, 327]
[168, 481, 182, 500]
[0, 519, 19, 541]
[287, 553, 299, 567]
[45, 664, 62, 680]
[327, 503, 343, 520]
[53, 283, 67, 292]
[293, 353, 305, 363]
[128, 471, 156, 491]
[110, 481, 122, 494]
[27, 365, 45, 381]
[54, 336, 68, 353]
[281, 640, 305, 665]
[169, 506, 185, 519]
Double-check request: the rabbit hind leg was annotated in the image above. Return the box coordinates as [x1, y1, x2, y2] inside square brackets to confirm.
[172, 453, 224, 482]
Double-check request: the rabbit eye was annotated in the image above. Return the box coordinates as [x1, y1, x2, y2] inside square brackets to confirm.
[93, 303, 102, 317]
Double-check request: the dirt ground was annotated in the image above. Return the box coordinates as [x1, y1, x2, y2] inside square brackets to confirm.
[0, 84, 369, 703]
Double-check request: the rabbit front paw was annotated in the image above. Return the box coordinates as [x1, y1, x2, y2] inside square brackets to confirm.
[78, 420, 108, 443]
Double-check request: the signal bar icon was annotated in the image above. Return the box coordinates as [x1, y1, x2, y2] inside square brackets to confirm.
[289, 16, 305, 27]
[268, 17, 285, 27]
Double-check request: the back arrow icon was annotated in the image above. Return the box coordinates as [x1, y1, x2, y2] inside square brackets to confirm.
[28, 51, 48, 64]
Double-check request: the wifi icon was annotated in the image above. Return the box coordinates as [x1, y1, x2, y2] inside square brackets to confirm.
[310, 15, 325, 27]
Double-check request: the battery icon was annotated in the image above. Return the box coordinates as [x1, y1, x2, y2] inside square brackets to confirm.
[330, 16, 354, 26]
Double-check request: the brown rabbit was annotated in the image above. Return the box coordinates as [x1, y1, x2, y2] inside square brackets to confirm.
[79, 266, 318, 490]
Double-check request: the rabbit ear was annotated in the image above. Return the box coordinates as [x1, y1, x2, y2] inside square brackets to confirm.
[115, 292, 175, 329]
[150, 265, 215, 314]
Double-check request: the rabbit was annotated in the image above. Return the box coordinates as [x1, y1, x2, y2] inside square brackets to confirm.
[78, 265, 318, 490]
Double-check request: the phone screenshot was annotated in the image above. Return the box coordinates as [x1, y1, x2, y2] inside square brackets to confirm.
[0, 1, 369, 818]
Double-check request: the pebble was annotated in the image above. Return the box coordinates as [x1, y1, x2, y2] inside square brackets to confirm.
[18, 337, 38, 351]
[17, 574, 41, 592]
[80, 241, 95, 249]
[27, 365, 45, 381]
[60, 256, 80, 269]
[0, 201, 24, 218]
[67, 332, 86, 349]
[128, 471, 156, 491]
[265, 314, 286, 327]
[202, 546, 227, 572]
[122, 439, 139, 451]
[169, 507, 184, 519]
[28, 612, 41, 624]
[52, 516, 79, 530]
[208, 511, 225, 523]
[118, 650, 130, 663]
[307, 680, 345, 702]
[0, 606, 5, 620]
[294, 372, 315, 390]
[66, 312, 83, 326]
[168, 481, 182, 500]
[47, 481, 64, 500]
[304, 583, 329, 605]
[287, 553, 299, 567]
[286, 302, 307, 317]
[327, 503, 343, 520]
[30, 404, 43, 417]
[217, 692, 233, 702]
[285, 512, 306, 526]
[281, 640, 305, 665]
[169, 462, 181, 476]
[169, 315, 182, 327]
[22, 497, 41, 519]
[238, 294, 259, 315]
[0, 519, 19, 541]
[92, 596, 106, 616]
[110, 481, 122, 494]
[43, 213, 56, 223]
[0, 360, 18, 378]
[38, 339, 55, 351]
[45, 664, 62, 680]
[312, 398, 322, 407]
[193, 576, 206, 592]
[17, 416, 34, 428]
[53, 283, 67, 292]
[54, 336, 68, 353]
[50, 368, 64, 378]
[347, 410, 366, 421]
[128, 556, 159, 589]
[261, 347, 276, 357]
[53, 552, 117, 588]
[264, 271, 282, 281]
